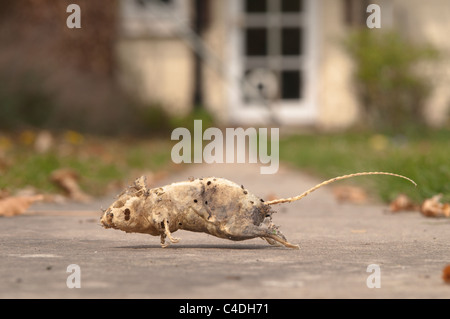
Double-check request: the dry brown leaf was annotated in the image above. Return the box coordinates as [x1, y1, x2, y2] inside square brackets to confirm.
[389, 194, 419, 212]
[333, 185, 368, 204]
[420, 194, 450, 218]
[444, 204, 450, 217]
[0, 195, 44, 217]
[50, 168, 92, 202]
[443, 265, 450, 284]
[0, 189, 10, 200]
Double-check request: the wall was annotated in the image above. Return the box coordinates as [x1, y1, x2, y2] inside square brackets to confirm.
[316, 0, 361, 131]
[115, 0, 194, 116]
[116, 38, 194, 116]
[394, 0, 450, 126]
[317, 0, 450, 130]
[200, 0, 230, 125]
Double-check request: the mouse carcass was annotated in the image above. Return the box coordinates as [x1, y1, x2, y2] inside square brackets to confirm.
[100, 176, 297, 248]
[100, 172, 416, 249]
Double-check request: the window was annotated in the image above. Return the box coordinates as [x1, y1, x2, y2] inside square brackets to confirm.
[246, 28, 268, 56]
[245, 0, 267, 13]
[281, 27, 302, 55]
[281, 0, 302, 13]
[281, 70, 301, 99]
[243, 0, 305, 101]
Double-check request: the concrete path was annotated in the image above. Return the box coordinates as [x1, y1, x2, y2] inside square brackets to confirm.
[1, 162, 449, 298]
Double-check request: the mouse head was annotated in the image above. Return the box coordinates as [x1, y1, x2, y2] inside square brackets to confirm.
[100, 176, 160, 235]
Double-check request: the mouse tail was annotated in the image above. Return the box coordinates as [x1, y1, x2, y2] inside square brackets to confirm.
[265, 172, 416, 206]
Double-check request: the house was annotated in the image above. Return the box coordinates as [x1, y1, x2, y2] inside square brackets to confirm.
[115, 0, 450, 130]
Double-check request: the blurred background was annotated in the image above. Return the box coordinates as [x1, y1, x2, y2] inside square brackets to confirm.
[0, 0, 449, 212]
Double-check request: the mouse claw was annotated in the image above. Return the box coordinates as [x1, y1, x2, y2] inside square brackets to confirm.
[164, 219, 180, 244]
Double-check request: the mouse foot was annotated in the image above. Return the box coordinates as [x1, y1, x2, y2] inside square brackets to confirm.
[164, 219, 180, 244]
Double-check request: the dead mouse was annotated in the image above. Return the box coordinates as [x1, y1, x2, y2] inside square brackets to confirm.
[100, 172, 416, 249]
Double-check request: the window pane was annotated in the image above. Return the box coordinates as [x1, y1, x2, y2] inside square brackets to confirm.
[281, 0, 302, 12]
[245, 28, 268, 56]
[245, 0, 267, 13]
[281, 28, 302, 55]
[281, 70, 301, 99]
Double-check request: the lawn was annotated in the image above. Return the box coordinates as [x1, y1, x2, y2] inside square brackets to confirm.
[0, 131, 174, 197]
[279, 128, 450, 204]
[0, 128, 448, 205]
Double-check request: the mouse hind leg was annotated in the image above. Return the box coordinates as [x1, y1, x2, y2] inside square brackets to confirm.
[222, 222, 299, 250]
[263, 229, 299, 250]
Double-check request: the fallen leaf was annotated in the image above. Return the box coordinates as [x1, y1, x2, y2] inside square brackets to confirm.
[333, 185, 368, 204]
[443, 265, 450, 284]
[0, 189, 10, 200]
[0, 195, 44, 217]
[50, 168, 91, 202]
[389, 194, 418, 212]
[420, 194, 450, 218]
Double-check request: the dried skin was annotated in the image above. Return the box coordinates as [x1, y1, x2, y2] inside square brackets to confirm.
[100, 171, 416, 249]
[100, 176, 298, 249]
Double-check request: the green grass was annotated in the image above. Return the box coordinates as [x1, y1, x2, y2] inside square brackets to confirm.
[0, 134, 174, 197]
[1, 151, 123, 196]
[279, 129, 450, 204]
[1, 128, 448, 205]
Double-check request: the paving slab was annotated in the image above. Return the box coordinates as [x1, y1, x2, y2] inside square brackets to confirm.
[1, 163, 449, 298]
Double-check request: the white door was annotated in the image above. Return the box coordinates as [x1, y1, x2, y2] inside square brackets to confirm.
[227, 0, 318, 125]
